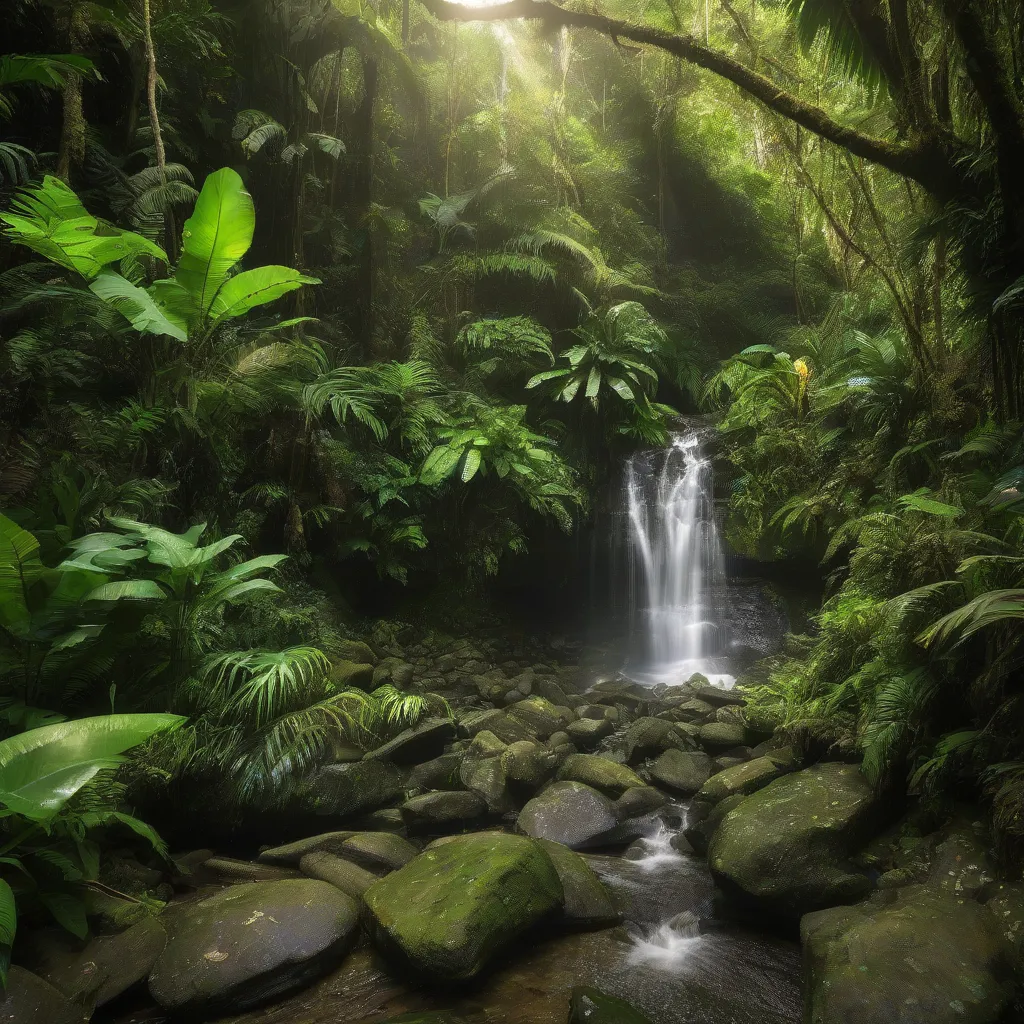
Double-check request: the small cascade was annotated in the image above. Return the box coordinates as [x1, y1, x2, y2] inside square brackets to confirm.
[622, 429, 731, 686]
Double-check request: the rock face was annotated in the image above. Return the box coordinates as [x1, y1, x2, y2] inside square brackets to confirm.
[0, 967, 85, 1024]
[648, 749, 712, 795]
[364, 718, 456, 765]
[401, 790, 487, 825]
[517, 782, 619, 849]
[408, 752, 464, 791]
[707, 763, 878, 916]
[148, 879, 359, 1014]
[802, 885, 1014, 1024]
[537, 839, 619, 927]
[363, 833, 563, 982]
[556, 754, 645, 797]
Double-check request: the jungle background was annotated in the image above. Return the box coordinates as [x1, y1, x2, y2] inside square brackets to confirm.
[3, 0, 1024, 989]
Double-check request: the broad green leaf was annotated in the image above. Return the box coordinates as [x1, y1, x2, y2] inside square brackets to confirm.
[0, 514, 41, 638]
[88, 269, 187, 341]
[897, 493, 963, 518]
[607, 375, 635, 400]
[209, 266, 320, 322]
[0, 714, 184, 820]
[0, 878, 14, 989]
[85, 580, 165, 602]
[460, 447, 483, 482]
[175, 167, 255, 316]
[420, 445, 462, 484]
[585, 365, 601, 399]
[39, 891, 87, 939]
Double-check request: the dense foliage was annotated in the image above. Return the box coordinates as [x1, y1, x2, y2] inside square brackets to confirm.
[3, 0, 1024, 982]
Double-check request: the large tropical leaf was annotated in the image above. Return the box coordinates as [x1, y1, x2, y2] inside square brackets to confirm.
[88, 270, 188, 341]
[0, 714, 184, 820]
[0, 878, 14, 988]
[175, 168, 255, 317]
[1, 177, 167, 278]
[0, 514, 42, 639]
[208, 266, 320, 322]
[921, 590, 1024, 649]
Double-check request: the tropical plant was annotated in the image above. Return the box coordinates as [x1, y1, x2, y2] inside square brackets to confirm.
[0, 713, 182, 986]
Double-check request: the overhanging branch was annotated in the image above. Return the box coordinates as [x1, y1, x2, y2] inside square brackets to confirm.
[422, 0, 965, 199]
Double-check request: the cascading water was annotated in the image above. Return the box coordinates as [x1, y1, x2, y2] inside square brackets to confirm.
[623, 429, 732, 686]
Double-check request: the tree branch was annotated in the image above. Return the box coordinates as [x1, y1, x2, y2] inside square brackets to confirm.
[422, 0, 964, 199]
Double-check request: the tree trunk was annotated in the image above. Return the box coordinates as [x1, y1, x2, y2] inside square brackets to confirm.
[142, 0, 177, 260]
[57, 4, 88, 182]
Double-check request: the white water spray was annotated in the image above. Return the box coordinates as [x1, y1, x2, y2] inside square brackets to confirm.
[624, 430, 731, 686]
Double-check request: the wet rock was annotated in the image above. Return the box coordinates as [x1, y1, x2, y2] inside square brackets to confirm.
[927, 828, 996, 899]
[502, 739, 557, 793]
[623, 718, 691, 762]
[569, 985, 654, 1023]
[459, 731, 515, 814]
[148, 878, 359, 1015]
[614, 786, 667, 820]
[401, 790, 488, 826]
[299, 851, 379, 898]
[684, 793, 747, 855]
[34, 917, 166, 1008]
[556, 754, 645, 797]
[201, 857, 301, 882]
[534, 677, 571, 706]
[330, 659, 375, 690]
[363, 833, 562, 981]
[982, 882, 1024, 970]
[364, 718, 456, 766]
[648, 749, 713, 795]
[335, 639, 378, 665]
[0, 967, 84, 1024]
[802, 885, 1013, 1024]
[708, 763, 879, 916]
[298, 760, 405, 820]
[697, 755, 792, 804]
[690, 683, 746, 708]
[506, 697, 573, 739]
[326, 832, 418, 873]
[517, 782, 618, 849]
[567, 717, 614, 748]
[537, 840, 619, 927]
[409, 752, 465, 791]
[350, 807, 406, 833]
[662, 698, 715, 723]
[457, 708, 532, 744]
[698, 721, 748, 751]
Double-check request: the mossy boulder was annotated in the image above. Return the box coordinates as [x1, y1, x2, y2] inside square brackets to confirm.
[802, 885, 1014, 1023]
[363, 833, 563, 982]
[364, 718, 456, 766]
[330, 659, 375, 690]
[623, 718, 689, 762]
[506, 697, 573, 739]
[148, 879, 359, 1014]
[614, 786, 667, 820]
[697, 755, 792, 804]
[400, 791, 487, 826]
[457, 709, 532, 745]
[501, 739, 556, 793]
[707, 763, 878, 916]
[331, 832, 418, 873]
[259, 831, 357, 865]
[537, 839, 618, 927]
[569, 986, 654, 1023]
[298, 760, 404, 820]
[459, 731, 515, 813]
[648, 749, 713, 795]
[409, 752, 465, 791]
[556, 754, 645, 797]
[517, 781, 618, 849]
[567, 717, 614, 747]
[698, 721, 748, 751]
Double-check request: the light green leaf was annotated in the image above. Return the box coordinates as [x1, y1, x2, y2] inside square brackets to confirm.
[85, 580, 165, 602]
[209, 266, 320, 322]
[0, 878, 14, 989]
[460, 447, 483, 482]
[88, 270, 187, 341]
[175, 167, 255, 316]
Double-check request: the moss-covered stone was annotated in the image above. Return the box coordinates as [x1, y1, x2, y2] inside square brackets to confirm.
[698, 721, 748, 751]
[0, 967, 84, 1024]
[537, 839, 619, 928]
[363, 833, 563, 982]
[506, 697, 573, 739]
[697, 755, 791, 804]
[517, 781, 618, 849]
[556, 754, 645, 797]
[648, 749, 712, 795]
[708, 763, 878, 916]
[802, 884, 1014, 1023]
[299, 851, 379, 898]
[400, 790, 487, 825]
[298, 760, 405, 820]
[566, 717, 613, 747]
[364, 718, 456, 766]
[330, 659, 375, 690]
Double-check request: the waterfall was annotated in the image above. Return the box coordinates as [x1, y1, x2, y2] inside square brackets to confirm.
[622, 430, 732, 686]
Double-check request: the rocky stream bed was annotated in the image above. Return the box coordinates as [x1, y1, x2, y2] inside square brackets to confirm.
[7, 627, 1024, 1024]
